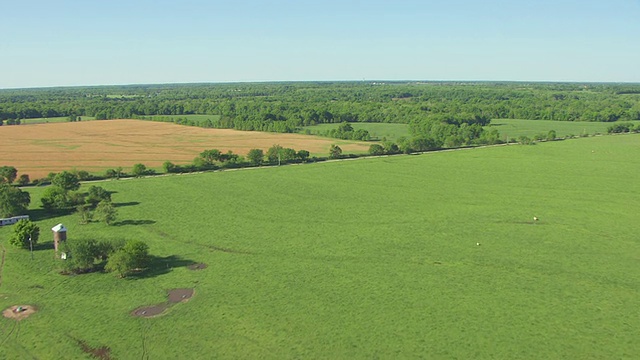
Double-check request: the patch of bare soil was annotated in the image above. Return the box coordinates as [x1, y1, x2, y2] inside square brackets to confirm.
[167, 288, 194, 303]
[75, 338, 112, 360]
[132, 288, 194, 318]
[131, 304, 168, 318]
[187, 263, 207, 270]
[2, 305, 37, 321]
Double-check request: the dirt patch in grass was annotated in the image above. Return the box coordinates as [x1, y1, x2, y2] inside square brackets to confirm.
[74, 338, 112, 360]
[131, 304, 168, 318]
[2, 305, 37, 321]
[0, 119, 372, 179]
[132, 288, 194, 318]
[167, 288, 194, 303]
[187, 263, 207, 270]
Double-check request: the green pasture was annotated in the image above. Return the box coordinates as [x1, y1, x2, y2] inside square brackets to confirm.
[300, 122, 410, 141]
[1, 134, 640, 359]
[138, 114, 221, 126]
[299, 119, 640, 143]
[17, 116, 96, 124]
[488, 118, 640, 140]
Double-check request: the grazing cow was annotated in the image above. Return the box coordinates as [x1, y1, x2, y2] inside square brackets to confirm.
[533, 216, 539, 222]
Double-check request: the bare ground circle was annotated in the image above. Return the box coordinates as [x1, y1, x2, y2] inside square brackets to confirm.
[3, 305, 37, 321]
[131, 304, 167, 318]
[187, 263, 207, 271]
[167, 288, 194, 303]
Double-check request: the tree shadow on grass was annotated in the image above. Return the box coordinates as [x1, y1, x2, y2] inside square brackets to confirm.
[27, 208, 73, 222]
[111, 219, 156, 226]
[113, 201, 140, 208]
[33, 241, 54, 251]
[128, 255, 197, 280]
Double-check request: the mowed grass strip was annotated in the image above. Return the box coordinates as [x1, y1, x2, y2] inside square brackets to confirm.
[1, 134, 639, 359]
[0, 119, 370, 179]
[488, 118, 640, 139]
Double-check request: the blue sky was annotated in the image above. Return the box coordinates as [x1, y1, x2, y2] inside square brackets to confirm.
[1, 0, 639, 88]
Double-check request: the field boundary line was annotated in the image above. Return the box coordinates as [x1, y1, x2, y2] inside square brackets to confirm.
[0, 245, 5, 288]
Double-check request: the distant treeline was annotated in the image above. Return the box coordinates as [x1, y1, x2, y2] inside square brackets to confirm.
[1, 82, 639, 129]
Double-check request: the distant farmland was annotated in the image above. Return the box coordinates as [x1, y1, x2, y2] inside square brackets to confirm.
[0, 119, 371, 179]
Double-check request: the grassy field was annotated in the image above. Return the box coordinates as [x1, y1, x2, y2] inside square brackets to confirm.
[0, 120, 370, 179]
[1, 134, 639, 359]
[488, 118, 640, 140]
[17, 116, 96, 124]
[301, 119, 640, 143]
[300, 122, 410, 141]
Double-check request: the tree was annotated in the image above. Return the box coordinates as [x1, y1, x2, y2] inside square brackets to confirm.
[0, 183, 30, 217]
[9, 219, 40, 249]
[123, 239, 150, 268]
[329, 144, 342, 159]
[95, 200, 117, 225]
[199, 149, 221, 164]
[368, 144, 385, 155]
[296, 150, 310, 162]
[86, 185, 111, 206]
[105, 248, 135, 277]
[163, 161, 177, 173]
[132, 163, 148, 177]
[247, 148, 264, 165]
[16, 174, 30, 186]
[64, 238, 98, 271]
[266, 144, 283, 164]
[105, 239, 149, 278]
[0, 166, 18, 184]
[77, 204, 93, 224]
[41, 186, 73, 210]
[52, 171, 80, 191]
[547, 130, 557, 141]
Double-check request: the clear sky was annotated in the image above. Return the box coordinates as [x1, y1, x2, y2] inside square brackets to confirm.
[1, 0, 639, 88]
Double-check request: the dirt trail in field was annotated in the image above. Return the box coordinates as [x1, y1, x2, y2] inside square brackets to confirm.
[0, 245, 5, 289]
[0, 120, 371, 179]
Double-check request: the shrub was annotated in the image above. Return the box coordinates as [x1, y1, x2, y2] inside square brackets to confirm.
[41, 186, 72, 210]
[16, 174, 30, 186]
[52, 171, 80, 191]
[95, 200, 117, 225]
[369, 144, 385, 156]
[9, 219, 40, 249]
[132, 163, 148, 177]
[86, 186, 111, 206]
[105, 240, 149, 277]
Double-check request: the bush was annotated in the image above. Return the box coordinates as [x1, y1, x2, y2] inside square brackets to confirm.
[329, 144, 343, 159]
[369, 144, 385, 155]
[52, 171, 80, 191]
[95, 200, 117, 225]
[9, 219, 40, 249]
[41, 186, 72, 210]
[86, 186, 111, 206]
[16, 174, 30, 186]
[105, 239, 149, 277]
[132, 163, 148, 177]
[0, 183, 30, 217]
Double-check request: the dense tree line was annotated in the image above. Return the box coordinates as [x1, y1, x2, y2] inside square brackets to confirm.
[1, 82, 639, 131]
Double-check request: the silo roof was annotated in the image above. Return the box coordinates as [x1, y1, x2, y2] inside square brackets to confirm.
[51, 223, 67, 232]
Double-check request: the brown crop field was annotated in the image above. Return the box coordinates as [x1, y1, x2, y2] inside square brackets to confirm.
[0, 119, 371, 179]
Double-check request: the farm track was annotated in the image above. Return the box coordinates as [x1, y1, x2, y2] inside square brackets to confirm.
[0, 245, 5, 288]
[139, 320, 150, 360]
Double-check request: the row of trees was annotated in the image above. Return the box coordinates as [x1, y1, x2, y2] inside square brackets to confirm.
[607, 122, 640, 134]
[2, 82, 639, 131]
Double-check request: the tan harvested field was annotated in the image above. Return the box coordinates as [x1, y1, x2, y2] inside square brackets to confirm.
[1, 119, 371, 179]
